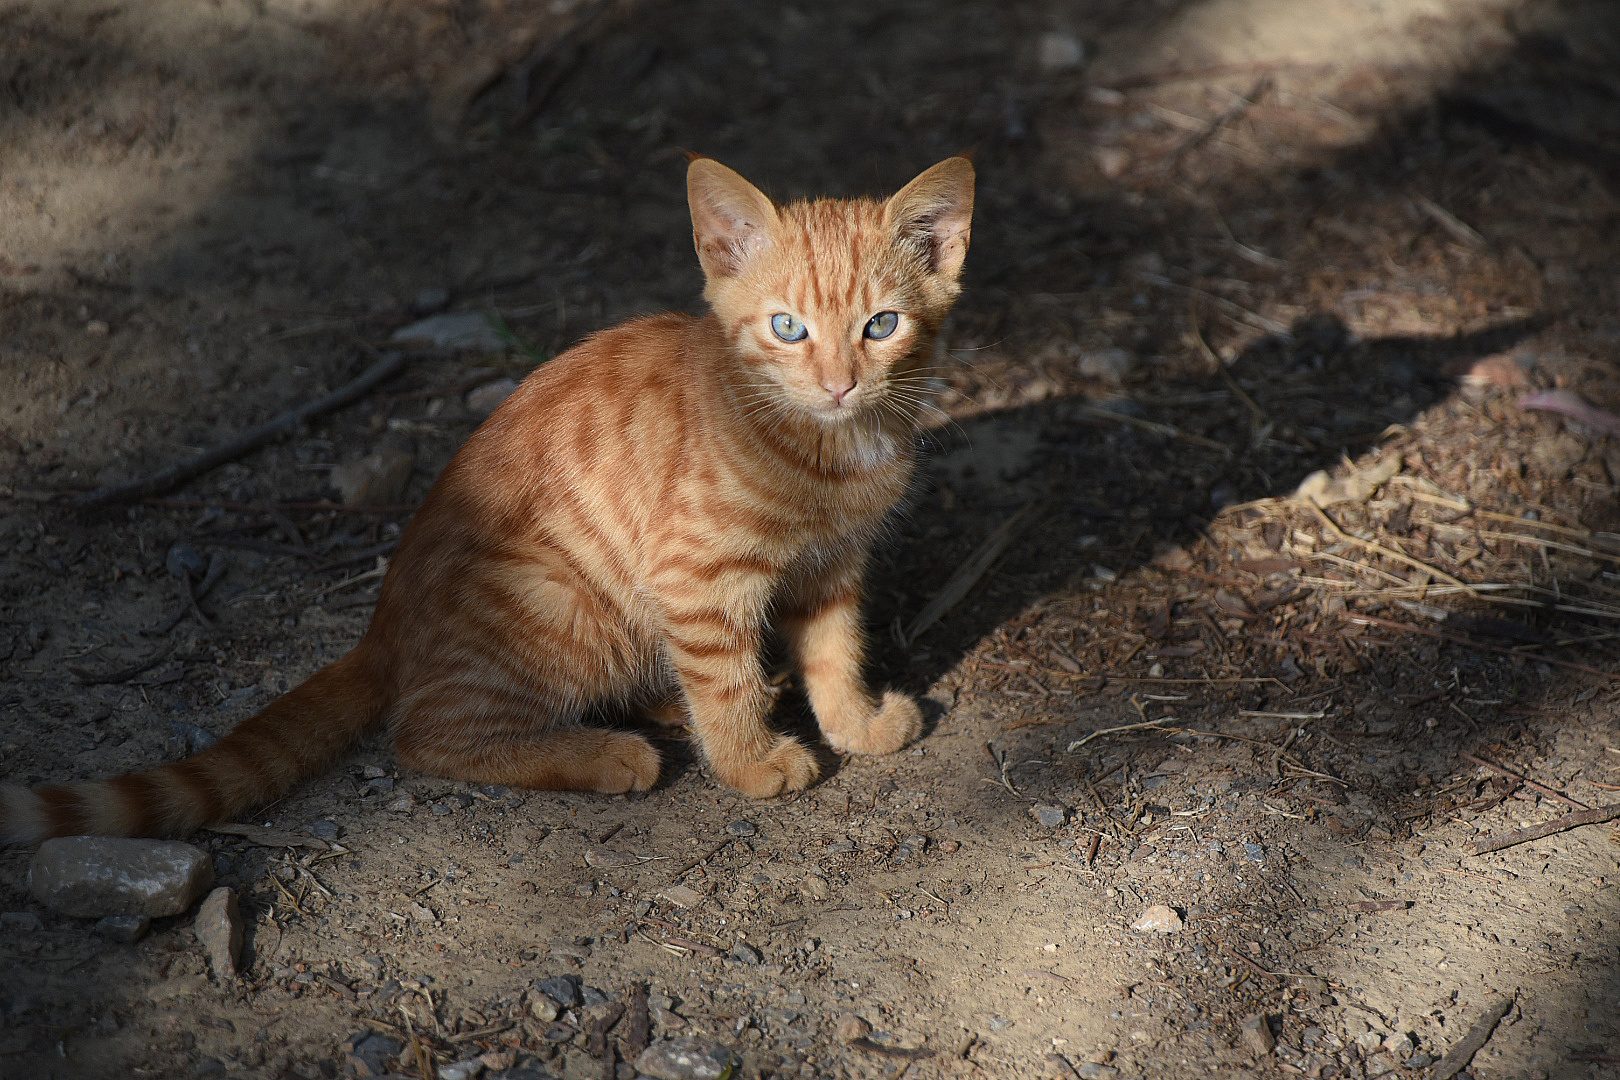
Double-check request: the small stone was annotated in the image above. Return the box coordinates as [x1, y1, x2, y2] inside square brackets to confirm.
[438, 1059, 485, 1080]
[534, 974, 581, 1008]
[1240, 1014, 1275, 1056]
[801, 874, 829, 901]
[361, 765, 388, 780]
[366, 777, 395, 795]
[346, 1032, 404, 1078]
[1385, 1033, 1415, 1058]
[165, 721, 218, 756]
[1243, 843, 1266, 863]
[584, 848, 637, 869]
[195, 887, 244, 978]
[0, 911, 43, 932]
[164, 543, 207, 580]
[1078, 1064, 1119, 1079]
[307, 820, 341, 841]
[633, 1037, 740, 1080]
[835, 1013, 870, 1043]
[1355, 1030, 1384, 1052]
[1130, 905, 1183, 934]
[30, 837, 213, 918]
[330, 435, 416, 508]
[527, 991, 561, 1023]
[725, 820, 758, 837]
[409, 287, 451, 317]
[1078, 346, 1133, 382]
[580, 984, 609, 1008]
[386, 794, 416, 812]
[466, 378, 520, 418]
[1404, 1053, 1435, 1068]
[729, 942, 762, 965]
[940, 840, 960, 853]
[660, 884, 705, 908]
[84, 319, 111, 336]
[477, 1051, 516, 1072]
[94, 914, 151, 942]
[1035, 30, 1086, 72]
[1031, 804, 1069, 828]
[1092, 147, 1132, 179]
[391, 311, 506, 352]
[651, 1006, 687, 1030]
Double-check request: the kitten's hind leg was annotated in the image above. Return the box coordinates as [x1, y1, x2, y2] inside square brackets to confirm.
[392, 696, 659, 793]
[781, 576, 922, 756]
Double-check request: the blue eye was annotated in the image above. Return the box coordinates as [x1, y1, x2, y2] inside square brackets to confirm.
[770, 313, 807, 342]
[864, 312, 899, 340]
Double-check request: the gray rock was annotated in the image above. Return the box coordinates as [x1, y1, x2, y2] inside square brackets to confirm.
[526, 991, 561, 1022]
[345, 1031, 403, 1078]
[94, 914, 151, 943]
[391, 311, 505, 352]
[165, 721, 218, 756]
[30, 837, 213, 918]
[1031, 804, 1069, 828]
[534, 974, 581, 1008]
[724, 820, 757, 837]
[409, 287, 451, 317]
[634, 1037, 741, 1080]
[1240, 1013, 1275, 1056]
[0, 911, 43, 932]
[195, 886, 244, 978]
[1078, 1064, 1119, 1079]
[438, 1059, 485, 1080]
[1243, 842, 1266, 863]
[307, 820, 341, 841]
[579, 984, 609, 1008]
[164, 543, 207, 579]
[729, 941, 762, 965]
[465, 378, 520, 418]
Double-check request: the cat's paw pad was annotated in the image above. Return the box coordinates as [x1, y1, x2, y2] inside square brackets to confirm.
[824, 691, 923, 755]
[715, 736, 819, 798]
[591, 733, 662, 793]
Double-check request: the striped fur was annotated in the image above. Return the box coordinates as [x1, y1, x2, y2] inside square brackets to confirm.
[1, 157, 974, 842]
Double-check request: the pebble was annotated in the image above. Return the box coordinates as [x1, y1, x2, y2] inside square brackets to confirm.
[345, 1031, 404, 1078]
[307, 820, 341, 841]
[633, 1037, 741, 1080]
[1130, 905, 1183, 934]
[1243, 843, 1266, 863]
[94, 914, 151, 942]
[725, 819, 758, 837]
[526, 991, 561, 1022]
[409, 286, 451, 317]
[801, 874, 830, 901]
[1035, 30, 1086, 72]
[195, 886, 245, 978]
[660, 885, 704, 908]
[465, 378, 520, 418]
[729, 942, 762, 965]
[1078, 1064, 1119, 1079]
[164, 543, 208, 579]
[1240, 1013, 1275, 1056]
[438, 1059, 485, 1080]
[391, 312, 506, 352]
[0, 911, 43, 932]
[165, 721, 218, 756]
[579, 984, 609, 1008]
[30, 837, 213, 918]
[583, 848, 637, 869]
[651, 1006, 687, 1030]
[534, 974, 581, 1008]
[1031, 804, 1069, 828]
[835, 1013, 870, 1043]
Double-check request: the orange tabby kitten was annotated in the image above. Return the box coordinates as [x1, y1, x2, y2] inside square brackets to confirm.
[1, 155, 974, 842]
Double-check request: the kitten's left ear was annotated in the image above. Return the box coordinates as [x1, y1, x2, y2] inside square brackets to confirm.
[687, 157, 780, 279]
[884, 156, 975, 281]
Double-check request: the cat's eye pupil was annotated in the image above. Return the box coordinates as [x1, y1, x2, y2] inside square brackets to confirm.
[770, 313, 807, 342]
[864, 312, 899, 340]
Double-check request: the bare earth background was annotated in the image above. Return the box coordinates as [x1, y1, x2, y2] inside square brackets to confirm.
[4, 1, 1620, 1078]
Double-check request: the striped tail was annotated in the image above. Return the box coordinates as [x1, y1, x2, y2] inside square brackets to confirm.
[1, 649, 388, 844]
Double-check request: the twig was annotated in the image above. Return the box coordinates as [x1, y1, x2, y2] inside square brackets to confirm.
[1162, 75, 1271, 169]
[903, 500, 1045, 644]
[1434, 996, 1513, 1080]
[1046, 1053, 1085, 1080]
[626, 982, 650, 1058]
[68, 642, 176, 685]
[72, 351, 407, 509]
[1469, 802, 1620, 855]
[1460, 752, 1586, 810]
[1308, 502, 1474, 594]
[848, 1038, 933, 1060]
[1068, 403, 1230, 452]
[670, 838, 734, 880]
[1348, 613, 1620, 683]
[1066, 718, 1174, 750]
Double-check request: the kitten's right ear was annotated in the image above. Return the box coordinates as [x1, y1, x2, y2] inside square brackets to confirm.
[884, 156, 975, 281]
[687, 158, 780, 279]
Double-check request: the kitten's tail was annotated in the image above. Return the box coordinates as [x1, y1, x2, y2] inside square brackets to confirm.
[1, 648, 388, 844]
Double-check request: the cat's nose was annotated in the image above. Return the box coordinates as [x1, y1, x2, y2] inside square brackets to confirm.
[823, 378, 855, 405]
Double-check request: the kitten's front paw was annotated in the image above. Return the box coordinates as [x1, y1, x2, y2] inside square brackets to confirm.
[713, 736, 820, 798]
[591, 732, 662, 793]
[823, 691, 923, 755]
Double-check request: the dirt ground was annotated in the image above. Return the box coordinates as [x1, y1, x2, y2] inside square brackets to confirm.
[5, 0, 1620, 1077]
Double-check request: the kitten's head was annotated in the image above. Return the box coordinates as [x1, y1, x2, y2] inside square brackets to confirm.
[687, 156, 974, 427]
